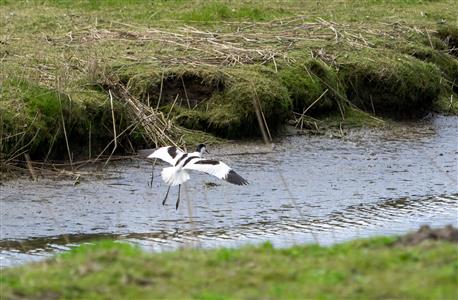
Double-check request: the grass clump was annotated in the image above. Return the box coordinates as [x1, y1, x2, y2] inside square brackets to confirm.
[338, 49, 442, 119]
[214, 65, 291, 137]
[179, 2, 281, 23]
[436, 24, 458, 56]
[404, 45, 458, 114]
[1, 237, 457, 299]
[279, 57, 344, 115]
[0, 78, 139, 161]
[108, 64, 291, 138]
[406, 45, 458, 86]
[1, 78, 81, 159]
[433, 93, 458, 114]
[322, 107, 385, 129]
[112, 64, 225, 106]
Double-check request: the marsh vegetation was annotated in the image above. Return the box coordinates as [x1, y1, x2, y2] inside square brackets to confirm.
[1, 2, 458, 299]
[1, 0, 457, 169]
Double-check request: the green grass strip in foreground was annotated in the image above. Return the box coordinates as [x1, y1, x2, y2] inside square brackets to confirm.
[1, 237, 457, 299]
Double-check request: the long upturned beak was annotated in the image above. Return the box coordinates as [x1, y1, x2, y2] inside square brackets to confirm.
[205, 149, 210, 154]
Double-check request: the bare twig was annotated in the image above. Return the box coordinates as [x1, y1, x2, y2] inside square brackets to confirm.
[181, 76, 191, 109]
[104, 90, 117, 167]
[59, 90, 73, 168]
[251, 81, 271, 144]
[24, 153, 37, 181]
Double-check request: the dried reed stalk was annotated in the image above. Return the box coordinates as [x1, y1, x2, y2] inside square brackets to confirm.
[115, 85, 185, 150]
[24, 153, 37, 181]
[104, 90, 118, 166]
[59, 15, 413, 69]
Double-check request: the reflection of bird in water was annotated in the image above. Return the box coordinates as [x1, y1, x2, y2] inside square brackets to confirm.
[146, 144, 248, 209]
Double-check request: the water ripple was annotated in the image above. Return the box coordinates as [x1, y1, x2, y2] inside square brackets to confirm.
[1, 116, 457, 267]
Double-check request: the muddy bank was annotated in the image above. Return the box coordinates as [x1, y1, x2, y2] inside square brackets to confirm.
[1, 2, 458, 162]
[3, 49, 456, 163]
[395, 225, 458, 246]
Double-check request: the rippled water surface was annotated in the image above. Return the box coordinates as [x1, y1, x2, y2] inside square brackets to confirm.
[1, 116, 457, 267]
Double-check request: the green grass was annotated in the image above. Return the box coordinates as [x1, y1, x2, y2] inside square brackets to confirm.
[0, 77, 142, 159]
[1, 237, 457, 299]
[279, 57, 342, 115]
[338, 48, 443, 119]
[1, 0, 457, 160]
[4, 0, 456, 25]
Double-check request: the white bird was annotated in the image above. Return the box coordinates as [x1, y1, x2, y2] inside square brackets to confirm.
[145, 144, 248, 209]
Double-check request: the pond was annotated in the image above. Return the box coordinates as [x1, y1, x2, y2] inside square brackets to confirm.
[1, 115, 457, 267]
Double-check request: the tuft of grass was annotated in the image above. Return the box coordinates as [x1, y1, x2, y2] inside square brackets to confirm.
[338, 48, 442, 119]
[179, 2, 282, 23]
[1, 237, 457, 299]
[279, 56, 344, 115]
[405, 45, 458, 85]
[0, 78, 143, 160]
[433, 93, 458, 114]
[215, 65, 291, 137]
[436, 24, 458, 56]
[108, 64, 291, 138]
[1, 78, 79, 158]
[322, 106, 385, 129]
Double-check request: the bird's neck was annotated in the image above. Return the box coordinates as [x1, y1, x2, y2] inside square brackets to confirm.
[190, 151, 203, 157]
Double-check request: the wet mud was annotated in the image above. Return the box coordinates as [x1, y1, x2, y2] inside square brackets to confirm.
[395, 225, 458, 246]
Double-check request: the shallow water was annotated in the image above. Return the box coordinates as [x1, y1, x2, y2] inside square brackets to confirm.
[1, 116, 457, 267]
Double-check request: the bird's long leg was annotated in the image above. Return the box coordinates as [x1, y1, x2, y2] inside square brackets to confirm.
[175, 184, 181, 210]
[148, 158, 157, 188]
[162, 185, 171, 205]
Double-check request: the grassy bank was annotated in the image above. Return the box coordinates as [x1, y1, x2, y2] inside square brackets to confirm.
[1, 235, 457, 299]
[1, 0, 457, 162]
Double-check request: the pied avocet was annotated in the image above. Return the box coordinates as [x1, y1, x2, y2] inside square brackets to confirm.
[146, 144, 248, 209]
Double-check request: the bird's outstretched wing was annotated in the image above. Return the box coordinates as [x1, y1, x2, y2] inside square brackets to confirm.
[148, 146, 186, 166]
[183, 159, 248, 185]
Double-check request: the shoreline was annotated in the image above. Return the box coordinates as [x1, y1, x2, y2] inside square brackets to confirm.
[1, 0, 457, 165]
[1, 112, 454, 179]
[1, 225, 457, 299]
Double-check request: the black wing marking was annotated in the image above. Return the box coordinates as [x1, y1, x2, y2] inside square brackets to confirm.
[225, 170, 249, 185]
[175, 153, 188, 166]
[183, 158, 248, 186]
[148, 146, 185, 165]
[167, 146, 178, 159]
[182, 156, 200, 167]
[195, 160, 220, 165]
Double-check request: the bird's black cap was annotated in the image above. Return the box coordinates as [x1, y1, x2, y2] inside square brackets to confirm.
[196, 144, 206, 151]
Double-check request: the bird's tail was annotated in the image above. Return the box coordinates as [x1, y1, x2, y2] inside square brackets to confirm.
[161, 167, 190, 186]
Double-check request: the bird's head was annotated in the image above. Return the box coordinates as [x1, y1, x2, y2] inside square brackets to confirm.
[196, 143, 209, 156]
